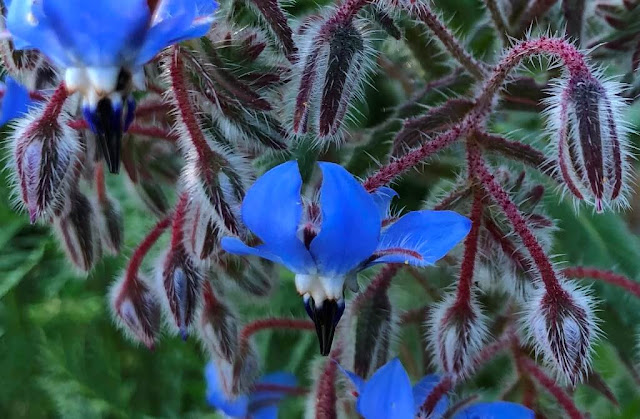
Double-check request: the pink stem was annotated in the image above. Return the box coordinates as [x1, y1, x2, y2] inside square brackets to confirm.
[353, 264, 401, 309]
[125, 216, 173, 285]
[454, 189, 483, 310]
[563, 266, 640, 298]
[419, 375, 453, 416]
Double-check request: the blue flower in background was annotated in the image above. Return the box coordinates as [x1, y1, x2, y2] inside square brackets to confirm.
[205, 361, 296, 419]
[5, 0, 217, 173]
[221, 161, 471, 355]
[0, 76, 32, 126]
[340, 358, 534, 419]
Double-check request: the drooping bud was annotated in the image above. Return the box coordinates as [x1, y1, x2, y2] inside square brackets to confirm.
[94, 194, 124, 255]
[109, 272, 162, 350]
[348, 286, 395, 379]
[429, 293, 488, 378]
[546, 74, 631, 212]
[52, 189, 101, 271]
[245, 0, 297, 62]
[524, 281, 597, 385]
[198, 282, 239, 363]
[232, 343, 261, 396]
[216, 254, 276, 297]
[159, 245, 204, 339]
[183, 198, 221, 261]
[11, 96, 80, 223]
[291, 16, 372, 141]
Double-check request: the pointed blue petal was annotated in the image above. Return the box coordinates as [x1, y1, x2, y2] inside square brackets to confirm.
[204, 361, 249, 417]
[1, 77, 32, 125]
[136, 0, 218, 65]
[336, 363, 365, 393]
[370, 187, 397, 219]
[40, 0, 150, 66]
[309, 163, 380, 276]
[453, 401, 534, 419]
[370, 210, 470, 267]
[356, 358, 414, 419]
[239, 161, 314, 274]
[412, 375, 448, 417]
[6, 0, 72, 67]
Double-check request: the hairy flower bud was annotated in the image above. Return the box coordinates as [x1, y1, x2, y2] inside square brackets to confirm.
[524, 281, 597, 385]
[53, 189, 101, 271]
[109, 272, 162, 350]
[291, 17, 372, 141]
[95, 194, 124, 255]
[429, 293, 488, 378]
[546, 75, 631, 211]
[348, 289, 395, 379]
[11, 105, 80, 223]
[198, 283, 239, 362]
[215, 255, 276, 297]
[183, 198, 221, 261]
[158, 245, 204, 339]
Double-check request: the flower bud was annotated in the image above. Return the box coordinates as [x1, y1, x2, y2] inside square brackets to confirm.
[216, 255, 276, 297]
[198, 283, 239, 362]
[158, 245, 204, 339]
[349, 289, 395, 379]
[11, 105, 80, 223]
[232, 343, 260, 396]
[109, 273, 162, 350]
[524, 281, 597, 385]
[291, 17, 372, 140]
[547, 75, 631, 211]
[183, 198, 221, 261]
[429, 293, 488, 378]
[52, 189, 101, 271]
[95, 194, 124, 255]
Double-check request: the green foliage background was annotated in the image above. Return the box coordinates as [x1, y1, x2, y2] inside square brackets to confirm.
[3, 0, 640, 418]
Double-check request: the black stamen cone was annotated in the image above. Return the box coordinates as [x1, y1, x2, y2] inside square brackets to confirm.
[94, 98, 123, 174]
[303, 296, 345, 356]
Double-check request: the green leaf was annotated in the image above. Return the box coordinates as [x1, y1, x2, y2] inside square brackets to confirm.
[0, 244, 46, 299]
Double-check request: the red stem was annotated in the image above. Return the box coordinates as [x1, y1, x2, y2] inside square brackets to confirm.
[168, 47, 216, 162]
[419, 375, 453, 416]
[467, 141, 565, 298]
[353, 264, 401, 309]
[253, 383, 308, 396]
[239, 318, 314, 344]
[36, 83, 68, 125]
[316, 347, 342, 419]
[125, 216, 173, 284]
[94, 164, 107, 203]
[454, 189, 483, 309]
[171, 193, 190, 249]
[520, 356, 584, 419]
[563, 267, 640, 298]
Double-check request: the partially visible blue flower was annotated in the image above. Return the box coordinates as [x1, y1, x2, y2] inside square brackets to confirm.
[221, 161, 471, 354]
[339, 358, 534, 419]
[0, 76, 33, 126]
[6, 0, 217, 173]
[205, 361, 297, 419]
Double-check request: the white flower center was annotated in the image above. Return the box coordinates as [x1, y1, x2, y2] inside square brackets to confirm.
[295, 273, 345, 304]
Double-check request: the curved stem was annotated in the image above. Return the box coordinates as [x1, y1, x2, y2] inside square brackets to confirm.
[563, 266, 640, 298]
[353, 264, 401, 309]
[125, 216, 173, 284]
[239, 318, 314, 346]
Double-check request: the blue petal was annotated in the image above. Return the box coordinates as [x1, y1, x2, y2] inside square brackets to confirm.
[1, 77, 32, 125]
[356, 358, 414, 419]
[336, 363, 365, 393]
[453, 402, 534, 419]
[251, 406, 278, 419]
[136, 0, 218, 65]
[412, 375, 448, 418]
[309, 162, 381, 276]
[370, 187, 397, 219]
[6, 0, 72, 67]
[204, 361, 249, 417]
[232, 161, 314, 274]
[39, 0, 150, 66]
[250, 372, 297, 404]
[370, 210, 471, 267]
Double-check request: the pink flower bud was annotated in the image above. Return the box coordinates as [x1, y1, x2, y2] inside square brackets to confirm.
[524, 281, 597, 385]
[546, 74, 631, 212]
[11, 105, 80, 223]
[109, 273, 162, 350]
[290, 17, 372, 141]
[52, 189, 101, 271]
[429, 293, 488, 378]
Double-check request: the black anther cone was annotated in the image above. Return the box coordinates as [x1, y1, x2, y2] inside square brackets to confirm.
[304, 297, 345, 356]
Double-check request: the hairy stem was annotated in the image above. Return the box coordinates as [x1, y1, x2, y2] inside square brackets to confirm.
[563, 266, 640, 298]
[125, 216, 173, 284]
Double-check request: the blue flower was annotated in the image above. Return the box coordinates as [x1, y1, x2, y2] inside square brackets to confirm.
[6, 0, 217, 173]
[205, 361, 297, 419]
[340, 358, 534, 419]
[0, 76, 33, 126]
[221, 161, 471, 354]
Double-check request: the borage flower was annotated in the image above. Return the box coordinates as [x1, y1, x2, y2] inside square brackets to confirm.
[0, 76, 33, 125]
[221, 161, 470, 355]
[205, 361, 297, 419]
[339, 358, 533, 419]
[6, 0, 217, 173]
